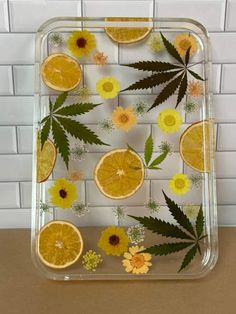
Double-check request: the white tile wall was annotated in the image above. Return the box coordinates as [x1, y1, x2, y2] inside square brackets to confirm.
[0, 0, 236, 227]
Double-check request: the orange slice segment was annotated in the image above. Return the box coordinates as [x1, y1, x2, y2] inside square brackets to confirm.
[41, 53, 82, 91]
[179, 121, 211, 172]
[38, 220, 83, 269]
[94, 149, 145, 199]
[37, 137, 57, 183]
[105, 17, 152, 44]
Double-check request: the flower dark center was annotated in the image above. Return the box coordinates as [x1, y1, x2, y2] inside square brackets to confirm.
[59, 189, 67, 198]
[120, 114, 129, 123]
[76, 37, 87, 48]
[109, 235, 120, 246]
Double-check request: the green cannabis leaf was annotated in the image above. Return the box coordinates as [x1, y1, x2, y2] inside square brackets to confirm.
[129, 191, 206, 272]
[122, 32, 204, 111]
[127, 133, 169, 170]
[40, 92, 108, 168]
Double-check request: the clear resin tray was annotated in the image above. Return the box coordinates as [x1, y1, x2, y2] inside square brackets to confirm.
[31, 17, 218, 280]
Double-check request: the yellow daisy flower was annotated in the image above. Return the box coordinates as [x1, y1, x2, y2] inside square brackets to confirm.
[173, 33, 198, 57]
[98, 226, 129, 256]
[48, 178, 78, 209]
[112, 106, 137, 132]
[96, 76, 120, 99]
[67, 30, 96, 57]
[169, 173, 191, 195]
[157, 108, 182, 133]
[188, 80, 203, 97]
[122, 246, 152, 274]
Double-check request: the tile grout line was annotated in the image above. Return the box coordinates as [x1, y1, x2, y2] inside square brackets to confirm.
[11, 65, 15, 95]
[224, 0, 228, 31]
[18, 182, 22, 208]
[15, 126, 19, 153]
[6, 0, 11, 32]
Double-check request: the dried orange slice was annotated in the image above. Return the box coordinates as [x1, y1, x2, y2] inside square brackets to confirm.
[105, 17, 152, 44]
[41, 53, 82, 91]
[37, 137, 57, 183]
[38, 220, 83, 269]
[94, 149, 144, 199]
[179, 121, 211, 172]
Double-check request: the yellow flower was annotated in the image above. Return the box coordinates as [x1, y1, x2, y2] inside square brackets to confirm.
[188, 80, 203, 97]
[157, 108, 182, 133]
[173, 33, 198, 57]
[92, 51, 108, 65]
[48, 178, 78, 209]
[96, 76, 120, 99]
[169, 173, 191, 195]
[67, 30, 96, 57]
[122, 246, 152, 274]
[112, 106, 137, 132]
[98, 226, 129, 256]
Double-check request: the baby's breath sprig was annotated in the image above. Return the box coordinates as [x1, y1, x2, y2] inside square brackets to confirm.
[184, 101, 198, 114]
[134, 99, 148, 117]
[98, 119, 114, 133]
[76, 85, 92, 101]
[39, 201, 50, 215]
[72, 202, 89, 217]
[182, 204, 200, 222]
[189, 174, 202, 189]
[127, 224, 145, 244]
[145, 199, 160, 214]
[147, 33, 164, 53]
[158, 140, 172, 155]
[82, 250, 103, 272]
[112, 206, 126, 222]
[49, 33, 63, 47]
[70, 144, 88, 161]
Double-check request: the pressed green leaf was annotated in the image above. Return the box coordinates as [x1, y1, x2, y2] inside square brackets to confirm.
[123, 60, 182, 72]
[185, 47, 191, 66]
[144, 134, 153, 166]
[149, 151, 168, 168]
[147, 166, 161, 170]
[179, 244, 198, 272]
[54, 103, 101, 116]
[160, 32, 184, 65]
[53, 92, 68, 111]
[41, 115, 49, 124]
[188, 69, 204, 81]
[143, 242, 194, 256]
[56, 116, 108, 146]
[40, 118, 51, 149]
[196, 205, 204, 239]
[127, 144, 138, 154]
[149, 74, 183, 111]
[49, 99, 53, 113]
[122, 71, 181, 92]
[163, 191, 196, 238]
[128, 215, 194, 240]
[176, 72, 188, 108]
[51, 118, 69, 168]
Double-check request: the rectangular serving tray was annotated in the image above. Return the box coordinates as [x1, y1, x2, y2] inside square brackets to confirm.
[31, 17, 218, 280]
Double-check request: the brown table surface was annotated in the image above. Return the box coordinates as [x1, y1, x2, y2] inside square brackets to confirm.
[0, 228, 235, 314]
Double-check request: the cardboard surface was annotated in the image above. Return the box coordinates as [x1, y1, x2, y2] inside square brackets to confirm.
[0, 228, 235, 314]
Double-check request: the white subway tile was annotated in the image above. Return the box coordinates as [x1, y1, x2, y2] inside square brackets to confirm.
[0, 66, 13, 95]
[218, 205, 236, 226]
[221, 64, 236, 93]
[83, 0, 153, 17]
[0, 96, 34, 125]
[0, 155, 32, 181]
[0, 0, 9, 32]
[217, 124, 236, 151]
[13, 66, 34, 95]
[212, 64, 221, 94]
[216, 152, 236, 178]
[217, 179, 236, 204]
[0, 182, 20, 208]
[226, 0, 236, 31]
[151, 180, 202, 205]
[0, 209, 31, 228]
[0, 126, 17, 153]
[155, 0, 226, 31]
[213, 95, 236, 123]
[84, 64, 152, 94]
[86, 180, 150, 206]
[20, 182, 32, 208]
[17, 126, 33, 154]
[9, 0, 81, 32]
[211, 33, 236, 63]
[0, 34, 34, 64]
